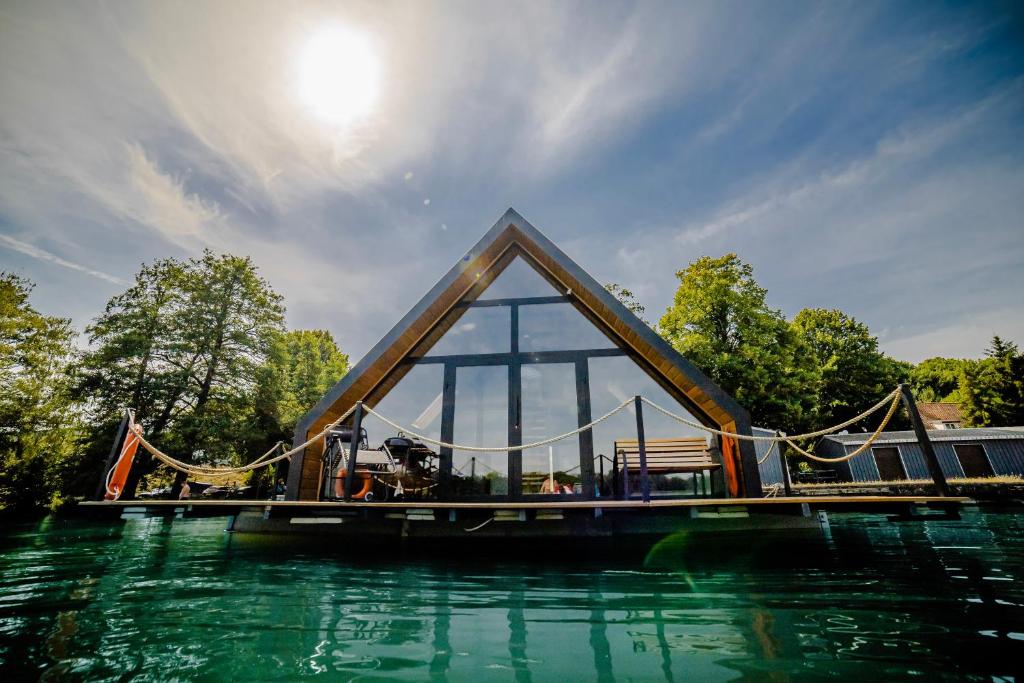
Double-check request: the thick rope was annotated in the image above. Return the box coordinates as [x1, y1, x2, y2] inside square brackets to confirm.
[756, 439, 779, 466]
[640, 387, 901, 443]
[127, 385, 905, 478]
[142, 441, 285, 478]
[131, 403, 358, 477]
[361, 397, 634, 452]
[782, 390, 902, 463]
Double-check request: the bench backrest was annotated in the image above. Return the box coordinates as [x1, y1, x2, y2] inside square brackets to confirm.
[612, 437, 716, 472]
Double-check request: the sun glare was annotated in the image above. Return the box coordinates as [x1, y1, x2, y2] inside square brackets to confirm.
[297, 26, 380, 127]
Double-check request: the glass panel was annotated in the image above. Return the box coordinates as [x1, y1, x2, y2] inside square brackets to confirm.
[519, 303, 616, 352]
[520, 363, 582, 495]
[425, 305, 510, 356]
[452, 365, 508, 496]
[354, 364, 445, 500]
[476, 255, 562, 300]
[362, 364, 444, 445]
[587, 356, 708, 497]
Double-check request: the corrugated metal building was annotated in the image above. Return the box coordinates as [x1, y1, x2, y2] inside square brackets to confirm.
[754, 427, 786, 486]
[815, 427, 1024, 481]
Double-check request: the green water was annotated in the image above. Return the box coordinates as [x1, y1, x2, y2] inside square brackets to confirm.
[1, 509, 1022, 681]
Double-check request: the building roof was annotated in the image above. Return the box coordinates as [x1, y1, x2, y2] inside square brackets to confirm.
[821, 427, 1024, 445]
[287, 208, 763, 499]
[294, 208, 752, 438]
[916, 402, 963, 424]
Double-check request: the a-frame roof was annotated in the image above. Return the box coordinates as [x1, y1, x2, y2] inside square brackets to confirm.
[295, 208, 752, 439]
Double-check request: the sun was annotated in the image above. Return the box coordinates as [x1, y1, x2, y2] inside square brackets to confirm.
[297, 26, 380, 127]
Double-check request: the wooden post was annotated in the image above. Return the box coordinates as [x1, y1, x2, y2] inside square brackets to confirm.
[777, 431, 793, 498]
[634, 396, 651, 503]
[343, 402, 364, 502]
[899, 384, 949, 497]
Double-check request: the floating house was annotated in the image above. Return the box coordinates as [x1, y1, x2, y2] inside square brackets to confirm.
[86, 210, 965, 540]
[816, 427, 1024, 481]
[286, 209, 764, 502]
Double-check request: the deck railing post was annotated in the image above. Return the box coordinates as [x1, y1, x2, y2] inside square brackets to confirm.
[776, 431, 793, 498]
[620, 450, 630, 499]
[634, 396, 651, 503]
[899, 384, 950, 497]
[343, 402, 364, 502]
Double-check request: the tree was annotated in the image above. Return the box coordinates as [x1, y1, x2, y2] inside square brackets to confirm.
[79, 252, 286, 498]
[910, 357, 968, 403]
[0, 274, 79, 512]
[246, 329, 349, 448]
[658, 254, 819, 432]
[959, 336, 1024, 427]
[169, 251, 285, 464]
[243, 329, 349, 495]
[790, 308, 911, 431]
[604, 283, 649, 325]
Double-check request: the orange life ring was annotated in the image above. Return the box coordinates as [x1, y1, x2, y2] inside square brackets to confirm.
[334, 469, 372, 500]
[105, 426, 141, 500]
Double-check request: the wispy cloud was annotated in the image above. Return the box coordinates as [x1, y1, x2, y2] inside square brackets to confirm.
[0, 1, 1021, 363]
[0, 234, 128, 286]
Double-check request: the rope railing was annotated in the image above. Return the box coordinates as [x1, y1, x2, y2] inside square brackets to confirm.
[782, 390, 902, 463]
[756, 439, 779, 466]
[638, 387, 901, 443]
[360, 397, 636, 453]
[124, 386, 905, 480]
[129, 402, 359, 478]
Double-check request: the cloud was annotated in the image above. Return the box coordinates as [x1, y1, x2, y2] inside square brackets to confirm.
[883, 307, 1024, 363]
[0, 1, 1021, 365]
[124, 144, 225, 246]
[0, 234, 128, 286]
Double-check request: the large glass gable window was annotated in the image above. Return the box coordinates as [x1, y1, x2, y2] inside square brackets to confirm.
[425, 306, 510, 356]
[476, 256, 563, 300]
[519, 303, 616, 352]
[360, 251, 714, 500]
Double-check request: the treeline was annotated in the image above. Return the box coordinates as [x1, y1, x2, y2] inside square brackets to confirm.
[610, 253, 1024, 435]
[3, 250, 1021, 513]
[1, 252, 348, 513]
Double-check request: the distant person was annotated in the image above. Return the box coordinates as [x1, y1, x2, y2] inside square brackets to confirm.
[179, 481, 191, 500]
[274, 478, 286, 497]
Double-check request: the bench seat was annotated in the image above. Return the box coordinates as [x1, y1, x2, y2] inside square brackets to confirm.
[613, 438, 720, 473]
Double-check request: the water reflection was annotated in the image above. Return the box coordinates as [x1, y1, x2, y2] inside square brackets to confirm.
[0, 510, 1022, 680]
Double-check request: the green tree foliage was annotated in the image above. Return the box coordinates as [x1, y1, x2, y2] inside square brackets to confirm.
[79, 251, 286, 474]
[790, 308, 911, 430]
[248, 329, 350, 446]
[959, 336, 1024, 427]
[658, 254, 819, 432]
[0, 274, 79, 512]
[278, 329, 350, 429]
[604, 283, 649, 325]
[910, 336, 1023, 428]
[910, 357, 968, 403]
[242, 328, 350, 494]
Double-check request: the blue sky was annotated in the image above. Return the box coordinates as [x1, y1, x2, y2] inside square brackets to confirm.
[1, 1, 1022, 363]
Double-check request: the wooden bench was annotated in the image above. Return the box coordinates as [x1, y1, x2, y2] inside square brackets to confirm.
[612, 438, 720, 497]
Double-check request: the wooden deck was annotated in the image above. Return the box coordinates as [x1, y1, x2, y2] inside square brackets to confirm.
[77, 496, 968, 545]
[81, 495, 967, 511]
